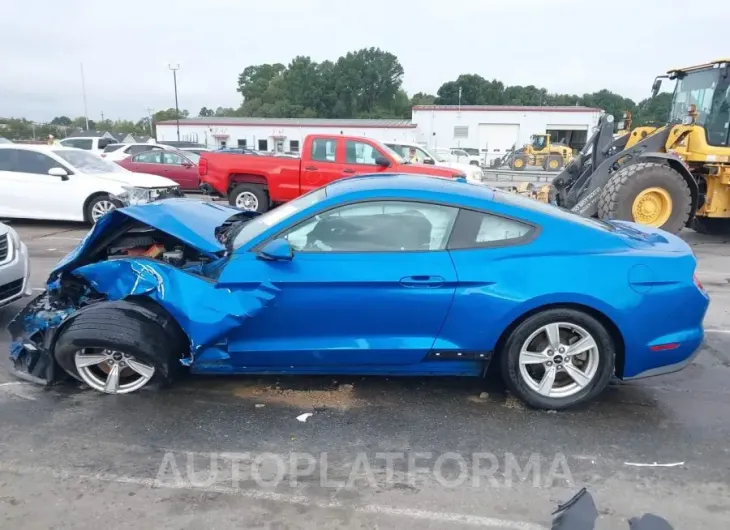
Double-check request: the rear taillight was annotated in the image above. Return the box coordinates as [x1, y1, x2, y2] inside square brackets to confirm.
[199, 158, 208, 176]
[693, 273, 705, 291]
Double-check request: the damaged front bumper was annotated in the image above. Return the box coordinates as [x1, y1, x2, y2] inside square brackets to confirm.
[7, 289, 78, 385]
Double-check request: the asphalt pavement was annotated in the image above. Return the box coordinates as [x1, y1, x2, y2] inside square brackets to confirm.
[1, 217, 729, 529]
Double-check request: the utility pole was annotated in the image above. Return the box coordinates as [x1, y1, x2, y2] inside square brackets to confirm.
[458, 86, 462, 116]
[101, 111, 105, 124]
[168, 63, 181, 141]
[80, 62, 89, 130]
[144, 107, 154, 136]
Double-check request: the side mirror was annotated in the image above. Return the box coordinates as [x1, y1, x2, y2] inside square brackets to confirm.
[48, 167, 69, 180]
[374, 156, 391, 168]
[257, 238, 293, 261]
[651, 78, 662, 98]
[423, 157, 435, 165]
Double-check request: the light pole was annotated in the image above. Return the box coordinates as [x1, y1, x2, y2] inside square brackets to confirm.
[144, 107, 154, 136]
[168, 63, 181, 141]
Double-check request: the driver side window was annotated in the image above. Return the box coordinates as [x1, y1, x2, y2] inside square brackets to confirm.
[133, 151, 162, 164]
[345, 141, 384, 165]
[281, 201, 458, 252]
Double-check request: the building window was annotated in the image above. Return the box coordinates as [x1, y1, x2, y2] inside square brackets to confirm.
[237, 139, 247, 147]
[258, 139, 268, 151]
[453, 126, 469, 139]
[289, 140, 299, 153]
[220, 140, 227, 148]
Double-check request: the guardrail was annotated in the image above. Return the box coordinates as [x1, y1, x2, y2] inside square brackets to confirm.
[478, 168, 556, 183]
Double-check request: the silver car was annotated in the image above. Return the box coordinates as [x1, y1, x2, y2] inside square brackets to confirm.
[0, 222, 31, 308]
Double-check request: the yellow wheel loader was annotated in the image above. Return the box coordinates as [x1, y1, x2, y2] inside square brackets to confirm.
[529, 59, 730, 234]
[508, 134, 574, 172]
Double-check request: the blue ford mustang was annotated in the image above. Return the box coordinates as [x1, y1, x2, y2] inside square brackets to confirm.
[8, 174, 709, 409]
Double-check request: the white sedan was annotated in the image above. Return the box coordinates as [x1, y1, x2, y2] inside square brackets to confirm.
[100, 142, 174, 162]
[0, 144, 182, 224]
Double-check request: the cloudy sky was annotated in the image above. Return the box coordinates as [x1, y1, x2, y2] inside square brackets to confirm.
[1, 0, 726, 122]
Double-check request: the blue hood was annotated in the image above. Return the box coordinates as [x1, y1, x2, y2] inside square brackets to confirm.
[53, 199, 243, 275]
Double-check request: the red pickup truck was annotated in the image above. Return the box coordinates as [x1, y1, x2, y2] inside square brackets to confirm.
[199, 134, 466, 212]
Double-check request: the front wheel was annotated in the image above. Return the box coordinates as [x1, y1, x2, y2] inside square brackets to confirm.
[500, 309, 615, 410]
[85, 194, 119, 224]
[54, 305, 181, 394]
[511, 155, 529, 171]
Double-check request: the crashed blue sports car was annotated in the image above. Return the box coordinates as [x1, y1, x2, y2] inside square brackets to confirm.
[8, 174, 709, 409]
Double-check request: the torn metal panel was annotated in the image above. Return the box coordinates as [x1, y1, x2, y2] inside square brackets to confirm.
[72, 258, 280, 358]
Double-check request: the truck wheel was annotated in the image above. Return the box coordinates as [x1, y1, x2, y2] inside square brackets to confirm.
[511, 155, 529, 171]
[597, 162, 691, 234]
[542, 155, 563, 172]
[690, 217, 730, 235]
[229, 184, 269, 213]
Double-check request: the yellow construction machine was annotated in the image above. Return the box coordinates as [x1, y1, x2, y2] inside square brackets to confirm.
[508, 134, 574, 172]
[525, 59, 730, 234]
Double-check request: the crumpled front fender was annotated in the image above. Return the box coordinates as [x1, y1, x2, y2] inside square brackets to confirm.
[72, 258, 279, 363]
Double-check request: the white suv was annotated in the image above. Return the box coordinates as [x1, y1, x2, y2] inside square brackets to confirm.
[58, 137, 117, 153]
[0, 145, 182, 224]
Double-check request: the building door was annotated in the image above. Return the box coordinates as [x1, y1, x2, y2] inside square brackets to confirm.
[478, 124, 520, 166]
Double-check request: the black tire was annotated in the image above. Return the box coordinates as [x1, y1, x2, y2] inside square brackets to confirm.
[597, 162, 692, 234]
[499, 308, 615, 410]
[690, 216, 730, 235]
[511, 155, 529, 171]
[543, 155, 563, 172]
[54, 304, 182, 391]
[228, 183, 269, 213]
[84, 194, 120, 225]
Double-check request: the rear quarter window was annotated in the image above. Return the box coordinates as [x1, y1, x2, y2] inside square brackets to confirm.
[448, 208, 535, 249]
[493, 189, 616, 232]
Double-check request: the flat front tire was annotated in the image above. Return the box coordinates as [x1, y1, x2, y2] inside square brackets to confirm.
[54, 305, 181, 394]
[500, 308, 615, 410]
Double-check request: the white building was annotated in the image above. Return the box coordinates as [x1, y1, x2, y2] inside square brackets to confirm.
[155, 106, 603, 162]
[412, 105, 603, 163]
[155, 118, 417, 152]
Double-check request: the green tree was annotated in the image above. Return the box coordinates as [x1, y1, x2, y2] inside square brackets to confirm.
[153, 108, 189, 122]
[411, 92, 436, 106]
[633, 92, 672, 126]
[50, 116, 72, 126]
[198, 107, 215, 117]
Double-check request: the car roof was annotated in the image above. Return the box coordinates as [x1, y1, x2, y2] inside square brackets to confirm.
[0, 144, 77, 152]
[325, 173, 495, 203]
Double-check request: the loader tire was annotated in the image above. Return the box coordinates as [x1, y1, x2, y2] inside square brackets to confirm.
[543, 155, 563, 172]
[511, 155, 529, 171]
[597, 162, 691, 234]
[690, 217, 730, 235]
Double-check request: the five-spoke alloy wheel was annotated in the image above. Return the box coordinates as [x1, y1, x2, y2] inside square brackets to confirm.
[501, 308, 615, 409]
[74, 348, 156, 394]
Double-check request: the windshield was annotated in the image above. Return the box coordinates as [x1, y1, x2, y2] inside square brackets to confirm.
[232, 188, 328, 249]
[670, 67, 730, 145]
[375, 141, 404, 164]
[53, 150, 126, 173]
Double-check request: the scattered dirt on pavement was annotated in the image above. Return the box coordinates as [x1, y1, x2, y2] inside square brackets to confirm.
[230, 382, 363, 410]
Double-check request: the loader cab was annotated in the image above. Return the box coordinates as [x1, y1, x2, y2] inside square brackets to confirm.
[530, 134, 549, 151]
[667, 60, 730, 147]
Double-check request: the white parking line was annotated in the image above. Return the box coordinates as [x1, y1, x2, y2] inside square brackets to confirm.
[0, 462, 546, 530]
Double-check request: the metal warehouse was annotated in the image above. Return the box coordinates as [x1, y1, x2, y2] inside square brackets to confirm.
[411, 105, 603, 161]
[154, 118, 417, 153]
[156, 105, 603, 159]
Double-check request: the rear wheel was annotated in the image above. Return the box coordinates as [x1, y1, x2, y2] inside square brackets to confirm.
[511, 155, 529, 171]
[500, 308, 615, 410]
[54, 305, 181, 394]
[229, 183, 269, 213]
[597, 162, 692, 233]
[690, 217, 730, 235]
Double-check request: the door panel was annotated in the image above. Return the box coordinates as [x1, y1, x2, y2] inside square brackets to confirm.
[217, 251, 458, 368]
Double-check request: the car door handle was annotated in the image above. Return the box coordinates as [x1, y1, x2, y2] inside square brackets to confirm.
[304, 165, 318, 171]
[342, 169, 356, 174]
[400, 275, 445, 288]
